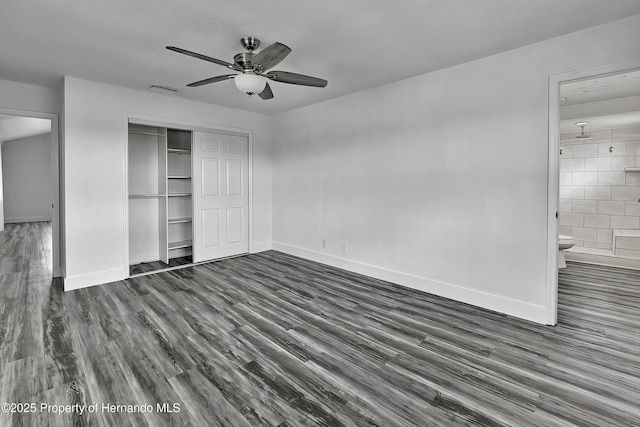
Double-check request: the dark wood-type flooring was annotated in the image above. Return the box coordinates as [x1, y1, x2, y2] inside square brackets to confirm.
[2, 222, 640, 426]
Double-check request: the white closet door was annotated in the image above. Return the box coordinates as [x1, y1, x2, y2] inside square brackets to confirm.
[192, 131, 248, 262]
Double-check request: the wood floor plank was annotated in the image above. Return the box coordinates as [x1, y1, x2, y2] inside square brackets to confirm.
[168, 368, 253, 427]
[182, 333, 292, 426]
[107, 334, 192, 426]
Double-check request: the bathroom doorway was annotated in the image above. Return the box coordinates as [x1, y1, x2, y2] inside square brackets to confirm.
[559, 69, 640, 268]
[547, 59, 640, 324]
[558, 70, 640, 269]
[0, 109, 61, 278]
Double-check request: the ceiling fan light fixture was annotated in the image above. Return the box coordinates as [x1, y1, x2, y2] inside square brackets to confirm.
[234, 73, 266, 96]
[168, 36, 327, 100]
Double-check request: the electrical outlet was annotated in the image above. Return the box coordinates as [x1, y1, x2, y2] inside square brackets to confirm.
[341, 243, 348, 253]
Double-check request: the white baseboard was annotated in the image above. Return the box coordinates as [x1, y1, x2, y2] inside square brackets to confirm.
[272, 242, 548, 325]
[64, 268, 126, 291]
[565, 251, 640, 270]
[5, 216, 51, 223]
[251, 241, 272, 253]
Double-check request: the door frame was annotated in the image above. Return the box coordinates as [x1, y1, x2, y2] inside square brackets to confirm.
[122, 113, 254, 277]
[546, 58, 640, 325]
[0, 107, 61, 278]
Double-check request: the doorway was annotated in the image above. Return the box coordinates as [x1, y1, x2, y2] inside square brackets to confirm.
[547, 59, 640, 325]
[559, 69, 640, 266]
[0, 109, 60, 278]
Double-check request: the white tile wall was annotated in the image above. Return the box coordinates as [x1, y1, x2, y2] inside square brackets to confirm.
[598, 142, 626, 157]
[597, 228, 612, 243]
[584, 214, 611, 229]
[597, 172, 625, 186]
[558, 225, 572, 236]
[614, 126, 640, 141]
[611, 215, 640, 229]
[625, 172, 640, 186]
[559, 213, 583, 227]
[584, 186, 610, 200]
[559, 145, 573, 157]
[573, 172, 598, 185]
[626, 142, 640, 156]
[560, 158, 585, 172]
[611, 156, 637, 170]
[584, 157, 611, 171]
[559, 199, 572, 213]
[571, 200, 597, 213]
[559, 173, 573, 185]
[626, 201, 640, 216]
[611, 186, 640, 201]
[572, 226, 597, 242]
[559, 124, 640, 253]
[573, 144, 598, 158]
[560, 186, 585, 199]
[598, 200, 625, 215]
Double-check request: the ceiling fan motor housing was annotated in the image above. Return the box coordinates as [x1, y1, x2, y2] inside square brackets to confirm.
[234, 52, 256, 71]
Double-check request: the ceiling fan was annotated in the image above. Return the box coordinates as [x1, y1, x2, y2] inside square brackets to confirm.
[166, 36, 328, 100]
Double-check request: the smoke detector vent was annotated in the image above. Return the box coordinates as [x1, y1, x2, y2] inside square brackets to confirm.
[147, 84, 178, 93]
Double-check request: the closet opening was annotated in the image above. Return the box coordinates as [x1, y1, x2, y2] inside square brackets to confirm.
[128, 124, 192, 275]
[126, 120, 250, 277]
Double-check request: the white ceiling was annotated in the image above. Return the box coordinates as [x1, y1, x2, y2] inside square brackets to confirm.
[561, 70, 640, 106]
[0, 115, 51, 144]
[560, 70, 640, 132]
[2, 0, 640, 115]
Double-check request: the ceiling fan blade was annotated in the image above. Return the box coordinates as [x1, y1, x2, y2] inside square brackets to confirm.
[166, 46, 237, 70]
[186, 74, 236, 87]
[258, 82, 274, 100]
[252, 42, 291, 71]
[266, 71, 328, 87]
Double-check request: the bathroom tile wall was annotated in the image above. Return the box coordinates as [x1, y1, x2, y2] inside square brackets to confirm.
[559, 124, 640, 252]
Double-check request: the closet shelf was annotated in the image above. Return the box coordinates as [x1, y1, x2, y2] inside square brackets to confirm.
[129, 193, 164, 198]
[129, 130, 166, 137]
[167, 148, 191, 154]
[168, 217, 192, 224]
[168, 240, 192, 250]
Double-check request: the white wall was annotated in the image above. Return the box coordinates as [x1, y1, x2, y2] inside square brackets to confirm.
[271, 15, 640, 324]
[0, 79, 61, 115]
[0, 148, 3, 231]
[63, 77, 272, 289]
[1, 133, 52, 223]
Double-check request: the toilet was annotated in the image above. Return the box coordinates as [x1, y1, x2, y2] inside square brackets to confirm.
[558, 235, 575, 268]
